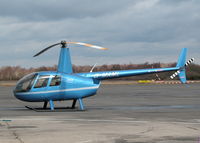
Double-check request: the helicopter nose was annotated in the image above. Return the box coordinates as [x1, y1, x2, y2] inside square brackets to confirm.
[13, 92, 31, 102]
[13, 88, 31, 102]
[13, 90, 23, 101]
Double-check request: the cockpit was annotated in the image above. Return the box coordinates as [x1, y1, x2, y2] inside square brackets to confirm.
[14, 73, 61, 93]
[15, 73, 37, 92]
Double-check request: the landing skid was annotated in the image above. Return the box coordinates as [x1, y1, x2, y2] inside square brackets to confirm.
[25, 99, 85, 112]
[24, 106, 84, 112]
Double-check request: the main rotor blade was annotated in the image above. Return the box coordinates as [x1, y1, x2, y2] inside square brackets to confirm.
[66, 42, 108, 50]
[33, 43, 60, 57]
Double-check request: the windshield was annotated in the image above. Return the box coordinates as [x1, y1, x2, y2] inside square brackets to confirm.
[15, 73, 38, 92]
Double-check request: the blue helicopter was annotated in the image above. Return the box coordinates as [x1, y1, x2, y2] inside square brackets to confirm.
[13, 41, 194, 111]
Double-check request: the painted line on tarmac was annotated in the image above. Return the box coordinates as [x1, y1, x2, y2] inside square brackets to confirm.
[1, 118, 200, 125]
[53, 118, 149, 123]
[0, 118, 148, 124]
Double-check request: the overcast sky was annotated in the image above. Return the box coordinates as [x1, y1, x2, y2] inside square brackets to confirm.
[0, 0, 199, 68]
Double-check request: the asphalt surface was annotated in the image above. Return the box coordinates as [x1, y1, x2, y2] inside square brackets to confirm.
[0, 83, 200, 143]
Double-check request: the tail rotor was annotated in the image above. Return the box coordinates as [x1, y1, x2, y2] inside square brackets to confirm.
[170, 57, 194, 82]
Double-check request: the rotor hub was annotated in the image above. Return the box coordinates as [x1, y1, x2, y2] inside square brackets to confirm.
[61, 40, 67, 48]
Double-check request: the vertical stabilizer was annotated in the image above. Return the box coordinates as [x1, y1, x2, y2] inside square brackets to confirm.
[176, 48, 187, 83]
[176, 48, 187, 68]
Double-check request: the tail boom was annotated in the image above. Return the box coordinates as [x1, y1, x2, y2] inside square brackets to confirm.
[78, 67, 179, 80]
[78, 48, 190, 84]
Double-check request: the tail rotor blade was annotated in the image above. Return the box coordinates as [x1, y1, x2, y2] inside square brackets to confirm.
[185, 58, 194, 66]
[33, 43, 60, 57]
[170, 70, 180, 79]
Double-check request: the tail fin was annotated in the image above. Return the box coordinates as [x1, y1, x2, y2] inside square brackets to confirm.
[176, 48, 187, 83]
[176, 48, 187, 68]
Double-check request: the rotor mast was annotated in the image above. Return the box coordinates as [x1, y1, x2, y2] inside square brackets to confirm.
[58, 41, 73, 73]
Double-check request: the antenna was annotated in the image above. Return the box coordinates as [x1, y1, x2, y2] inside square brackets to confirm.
[90, 63, 97, 73]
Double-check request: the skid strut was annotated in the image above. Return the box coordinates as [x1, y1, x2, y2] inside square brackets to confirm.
[49, 100, 54, 110]
[71, 99, 77, 109]
[43, 101, 48, 109]
[78, 98, 84, 110]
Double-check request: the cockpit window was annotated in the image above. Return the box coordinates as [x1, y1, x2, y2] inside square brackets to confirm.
[34, 75, 49, 88]
[50, 75, 61, 86]
[15, 73, 37, 92]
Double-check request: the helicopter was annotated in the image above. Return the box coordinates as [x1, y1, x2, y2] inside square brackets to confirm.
[13, 41, 194, 111]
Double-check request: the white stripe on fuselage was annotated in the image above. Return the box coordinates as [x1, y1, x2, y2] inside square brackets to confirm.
[17, 86, 99, 95]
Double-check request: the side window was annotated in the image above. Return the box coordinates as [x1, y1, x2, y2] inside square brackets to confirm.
[34, 75, 49, 88]
[50, 76, 61, 86]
